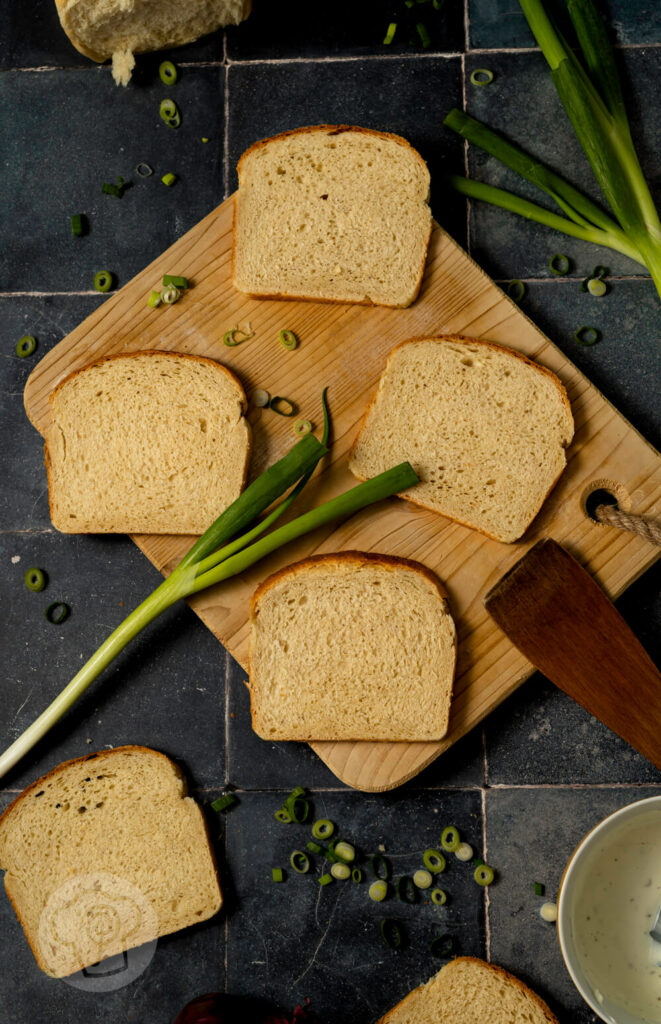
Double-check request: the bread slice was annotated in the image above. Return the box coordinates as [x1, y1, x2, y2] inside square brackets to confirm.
[45, 350, 251, 535]
[350, 336, 574, 543]
[249, 552, 456, 742]
[233, 125, 432, 308]
[377, 957, 559, 1024]
[55, 0, 251, 85]
[0, 746, 222, 978]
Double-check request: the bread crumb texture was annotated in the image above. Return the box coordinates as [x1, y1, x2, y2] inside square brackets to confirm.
[0, 747, 222, 978]
[250, 552, 456, 741]
[233, 125, 432, 307]
[45, 351, 250, 535]
[377, 956, 560, 1023]
[55, 0, 251, 83]
[350, 337, 574, 543]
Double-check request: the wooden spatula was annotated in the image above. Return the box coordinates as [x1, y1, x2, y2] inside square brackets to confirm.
[484, 538, 661, 771]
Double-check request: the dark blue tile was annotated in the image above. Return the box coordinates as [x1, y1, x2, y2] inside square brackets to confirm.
[462, 49, 661, 281]
[0, 295, 105, 531]
[0, 3, 222, 69]
[0, 67, 224, 290]
[468, 0, 661, 50]
[227, 0, 464, 59]
[227, 57, 467, 245]
[486, 786, 661, 1023]
[0, 532, 228, 792]
[0, 794, 226, 1024]
[225, 789, 485, 1023]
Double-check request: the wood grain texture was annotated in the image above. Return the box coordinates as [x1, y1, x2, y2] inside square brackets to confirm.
[23, 195, 661, 791]
[485, 539, 661, 770]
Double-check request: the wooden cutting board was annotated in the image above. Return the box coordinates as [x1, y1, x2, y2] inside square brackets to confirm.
[24, 195, 661, 791]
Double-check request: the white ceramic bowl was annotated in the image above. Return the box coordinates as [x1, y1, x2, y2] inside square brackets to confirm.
[557, 795, 661, 1024]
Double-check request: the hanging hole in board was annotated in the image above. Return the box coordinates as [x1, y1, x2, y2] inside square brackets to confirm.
[581, 479, 631, 525]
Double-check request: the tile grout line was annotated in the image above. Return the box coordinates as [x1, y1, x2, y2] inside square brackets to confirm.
[460, 50, 471, 254]
[183, 781, 661, 794]
[481, 787, 491, 962]
[223, 61, 230, 201]
[463, 0, 470, 53]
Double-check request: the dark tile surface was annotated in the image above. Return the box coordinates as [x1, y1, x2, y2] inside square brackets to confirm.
[464, 49, 661, 281]
[225, 789, 484, 1023]
[486, 786, 661, 1024]
[0, 67, 224, 291]
[1, 2, 660, 1023]
[468, 0, 661, 50]
[227, 56, 468, 244]
[226, 0, 465, 60]
[0, 532, 228, 793]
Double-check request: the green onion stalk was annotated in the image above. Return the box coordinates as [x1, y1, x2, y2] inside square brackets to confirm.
[445, 0, 661, 298]
[0, 393, 418, 779]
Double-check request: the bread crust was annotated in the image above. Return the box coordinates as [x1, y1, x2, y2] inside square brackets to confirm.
[349, 334, 574, 544]
[232, 124, 432, 308]
[249, 550, 456, 741]
[377, 956, 560, 1024]
[44, 349, 252, 535]
[0, 745, 222, 977]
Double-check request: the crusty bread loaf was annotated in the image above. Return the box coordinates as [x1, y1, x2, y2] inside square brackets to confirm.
[0, 746, 222, 978]
[233, 125, 432, 308]
[54, 0, 251, 85]
[350, 336, 574, 543]
[249, 552, 456, 742]
[45, 350, 251, 535]
[377, 957, 559, 1024]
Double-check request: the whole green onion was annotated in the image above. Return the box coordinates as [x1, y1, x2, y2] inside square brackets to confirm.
[0, 395, 417, 778]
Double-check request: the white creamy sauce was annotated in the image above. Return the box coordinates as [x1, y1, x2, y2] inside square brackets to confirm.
[571, 811, 661, 1022]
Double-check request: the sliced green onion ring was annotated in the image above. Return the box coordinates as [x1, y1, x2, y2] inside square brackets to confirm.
[306, 841, 323, 855]
[351, 868, 363, 883]
[160, 285, 181, 305]
[440, 826, 461, 852]
[45, 601, 70, 625]
[224, 326, 254, 347]
[161, 172, 178, 187]
[474, 864, 495, 886]
[319, 873, 333, 887]
[252, 388, 270, 408]
[371, 853, 392, 881]
[159, 98, 181, 128]
[429, 933, 454, 958]
[383, 21, 397, 45]
[285, 796, 310, 824]
[279, 328, 298, 351]
[507, 279, 526, 302]
[331, 862, 351, 880]
[380, 918, 403, 950]
[397, 875, 417, 904]
[369, 880, 388, 902]
[136, 163, 153, 177]
[148, 290, 162, 308]
[312, 818, 335, 840]
[16, 335, 37, 358]
[272, 867, 284, 883]
[293, 419, 312, 438]
[24, 568, 47, 592]
[574, 325, 600, 346]
[269, 396, 297, 417]
[332, 841, 355, 863]
[159, 60, 178, 86]
[549, 253, 571, 275]
[211, 793, 237, 812]
[416, 22, 431, 48]
[431, 888, 447, 906]
[162, 274, 188, 289]
[534, 881, 545, 897]
[93, 270, 114, 293]
[413, 868, 433, 889]
[423, 849, 446, 873]
[275, 808, 292, 824]
[290, 850, 310, 874]
[470, 68, 494, 87]
[592, 265, 609, 280]
[455, 842, 474, 862]
[587, 277, 607, 296]
[70, 214, 85, 236]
